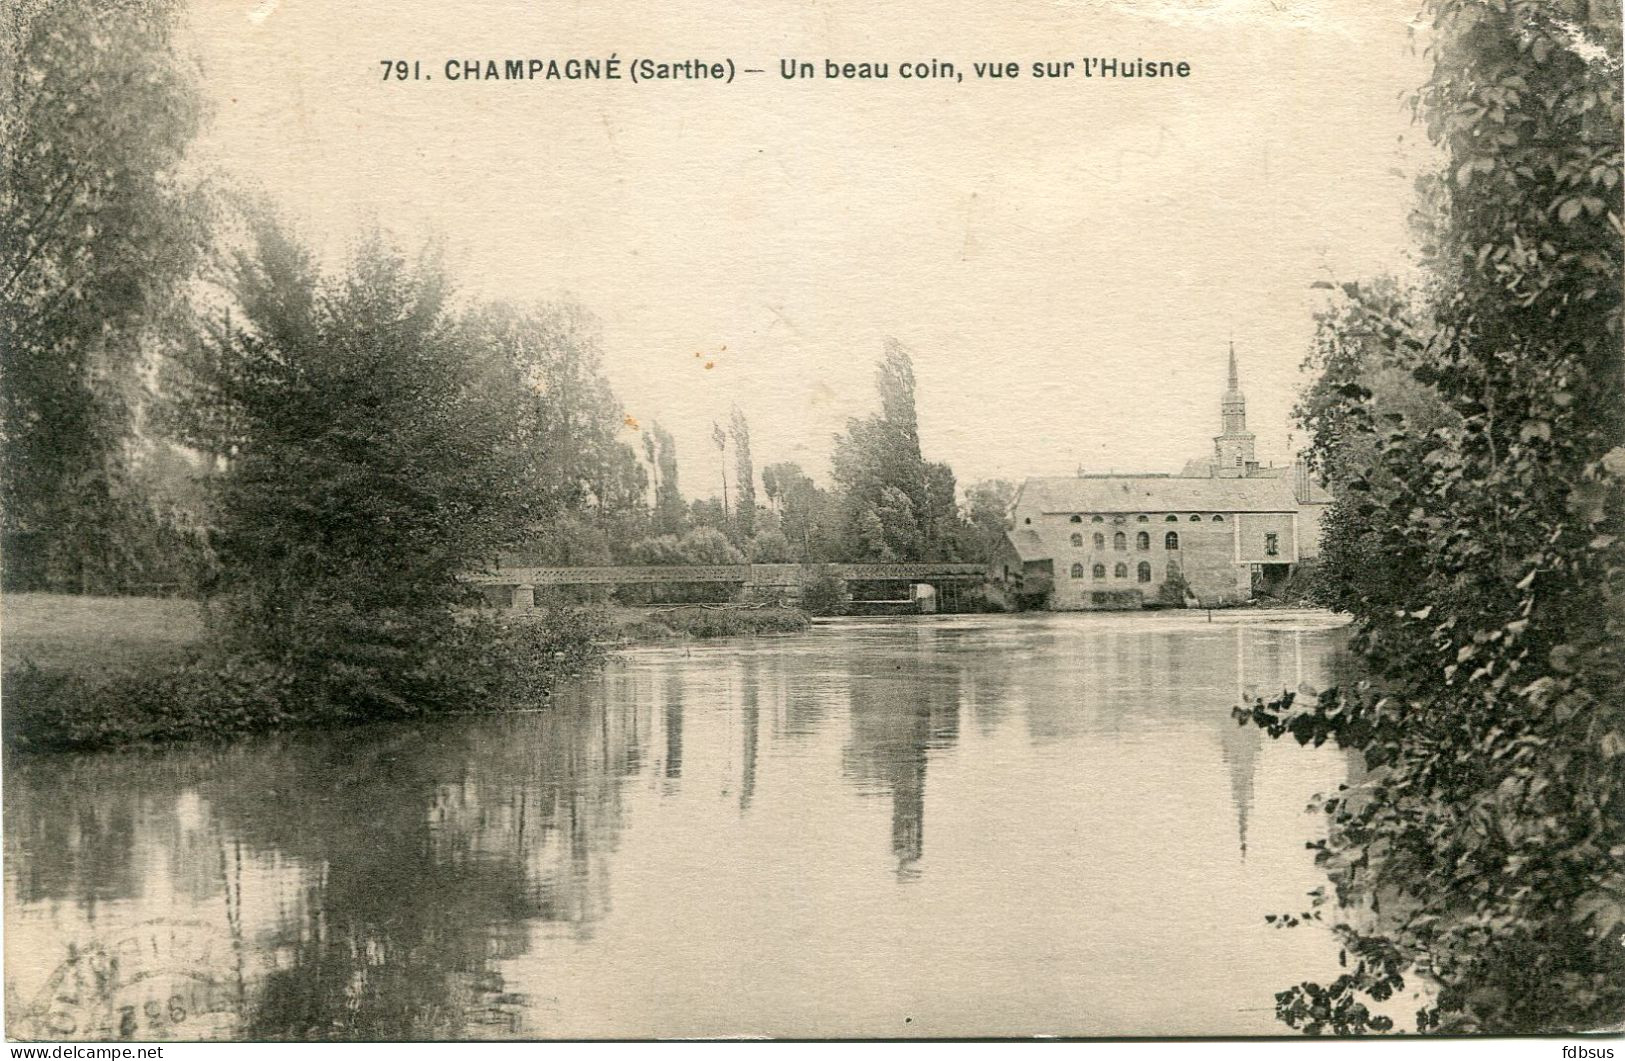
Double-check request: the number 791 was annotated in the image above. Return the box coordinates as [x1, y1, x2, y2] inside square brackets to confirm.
[380, 60, 425, 80]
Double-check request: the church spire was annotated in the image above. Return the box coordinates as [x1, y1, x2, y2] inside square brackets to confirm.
[1214, 342, 1255, 477]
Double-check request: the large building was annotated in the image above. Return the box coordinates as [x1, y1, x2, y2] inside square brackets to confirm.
[998, 347, 1331, 609]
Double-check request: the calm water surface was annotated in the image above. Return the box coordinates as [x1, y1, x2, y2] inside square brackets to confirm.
[5, 611, 1358, 1039]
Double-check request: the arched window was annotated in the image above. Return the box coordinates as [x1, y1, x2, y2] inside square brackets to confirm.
[1092, 563, 1106, 579]
[1070, 533, 1083, 547]
[1165, 514, 1179, 522]
[1165, 531, 1180, 550]
[1136, 531, 1150, 550]
[1070, 514, 1083, 523]
[1137, 561, 1152, 583]
[1265, 532, 1280, 556]
[1070, 563, 1085, 578]
[1189, 514, 1202, 522]
[1091, 515, 1104, 523]
[1137, 515, 1149, 523]
[1093, 532, 1105, 549]
[1212, 514, 1225, 522]
[1113, 531, 1127, 550]
[1114, 562, 1128, 578]
[1023, 518, 1031, 525]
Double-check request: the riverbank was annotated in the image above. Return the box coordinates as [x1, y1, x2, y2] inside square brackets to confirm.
[1, 594, 814, 752]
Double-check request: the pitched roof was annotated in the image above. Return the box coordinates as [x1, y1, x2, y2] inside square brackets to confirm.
[1006, 528, 1049, 561]
[1017, 475, 1302, 514]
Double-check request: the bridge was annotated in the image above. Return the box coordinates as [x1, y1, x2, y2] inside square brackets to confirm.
[467, 561, 993, 612]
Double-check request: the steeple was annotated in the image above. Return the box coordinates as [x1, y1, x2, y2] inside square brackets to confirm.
[1213, 342, 1256, 477]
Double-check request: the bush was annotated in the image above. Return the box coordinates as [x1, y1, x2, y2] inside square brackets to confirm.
[800, 570, 847, 616]
[1156, 569, 1191, 608]
[3, 653, 300, 751]
[3, 603, 611, 752]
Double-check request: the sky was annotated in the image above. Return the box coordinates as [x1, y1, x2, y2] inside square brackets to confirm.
[181, 0, 1435, 496]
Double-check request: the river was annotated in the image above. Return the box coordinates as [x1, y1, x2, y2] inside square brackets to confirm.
[5, 610, 1359, 1040]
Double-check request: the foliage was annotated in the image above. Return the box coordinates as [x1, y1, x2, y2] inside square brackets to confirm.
[747, 527, 797, 562]
[1273, 557, 1324, 606]
[467, 298, 648, 553]
[831, 340, 969, 562]
[762, 460, 840, 560]
[625, 527, 745, 566]
[1155, 567, 1191, 608]
[1239, 0, 1624, 1035]
[961, 479, 1017, 561]
[642, 420, 687, 536]
[3, 607, 607, 751]
[730, 404, 756, 540]
[0, 0, 211, 592]
[190, 218, 548, 718]
[3, 653, 301, 751]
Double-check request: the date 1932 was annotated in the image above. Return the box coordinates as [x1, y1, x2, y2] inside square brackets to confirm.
[380, 60, 427, 80]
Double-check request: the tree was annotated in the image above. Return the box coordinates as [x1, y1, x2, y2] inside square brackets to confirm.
[676, 527, 745, 565]
[922, 461, 964, 561]
[467, 299, 647, 554]
[831, 340, 938, 561]
[747, 527, 795, 563]
[642, 420, 687, 537]
[197, 220, 538, 716]
[730, 404, 756, 541]
[762, 461, 836, 560]
[1238, 0, 1624, 1035]
[1, 0, 209, 591]
[711, 420, 729, 522]
[962, 479, 1017, 561]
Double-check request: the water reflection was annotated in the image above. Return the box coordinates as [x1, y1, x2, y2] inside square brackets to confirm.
[6, 611, 1354, 1039]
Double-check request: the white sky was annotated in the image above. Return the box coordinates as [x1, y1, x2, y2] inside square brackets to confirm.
[182, 0, 1434, 495]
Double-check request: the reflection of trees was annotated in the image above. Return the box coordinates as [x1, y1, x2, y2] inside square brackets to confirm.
[7, 693, 648, 1042]
[739, 654, 759, 812]
[841, 634, 964, 879]
[5, 756, 146, 916]
[662, 672, 683, 780]
[202, 701, 644, 1039]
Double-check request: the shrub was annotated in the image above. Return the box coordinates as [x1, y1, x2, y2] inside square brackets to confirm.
[800, 570, 847, 616]
[3, 603, 611, 752]
[1156, 569, 1191, 608]
[3, 653, 300, 752]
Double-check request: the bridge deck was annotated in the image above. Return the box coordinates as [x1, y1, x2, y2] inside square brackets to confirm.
[468, 562, 989, 586]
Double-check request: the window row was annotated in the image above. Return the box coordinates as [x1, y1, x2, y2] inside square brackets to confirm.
[1070, 561, 1154, 583]
[1069, 531, 1180, 550]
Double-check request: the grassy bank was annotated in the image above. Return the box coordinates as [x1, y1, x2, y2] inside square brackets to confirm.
[2, 593, 205, 673]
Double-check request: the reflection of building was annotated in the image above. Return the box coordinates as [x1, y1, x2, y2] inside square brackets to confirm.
[997, 346, 1332, 609]
[842, 644, 963, 879]
[1219, 706, 1261, 862]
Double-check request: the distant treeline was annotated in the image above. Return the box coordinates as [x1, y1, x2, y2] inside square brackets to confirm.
[0, 0, 1011, 598]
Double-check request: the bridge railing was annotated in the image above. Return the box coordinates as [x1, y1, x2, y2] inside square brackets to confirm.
[465, 562, 991, 588]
